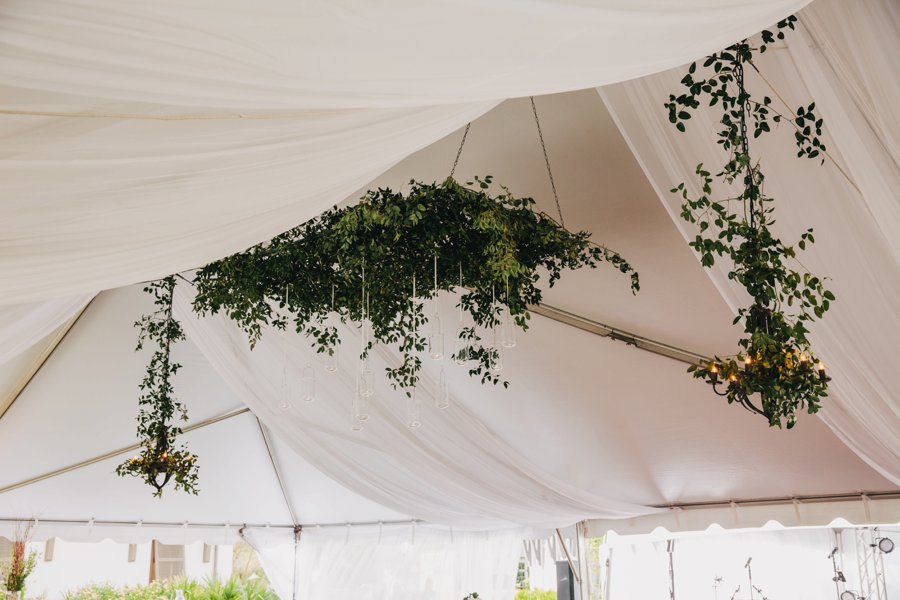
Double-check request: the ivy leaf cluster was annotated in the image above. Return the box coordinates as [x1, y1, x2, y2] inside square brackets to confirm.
[116, 276, 199, 496]
[666, 17, 835, 428]
[192, 177, 638, 394]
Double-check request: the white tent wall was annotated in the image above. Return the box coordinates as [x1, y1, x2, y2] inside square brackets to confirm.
[603, 526, 900, 600]
[18, 540, 232, 600]
[245, 524, 523, 600]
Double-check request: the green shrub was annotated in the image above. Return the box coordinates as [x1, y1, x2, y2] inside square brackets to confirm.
[63, 576, 278, 600]
[515, 589, 556, 600]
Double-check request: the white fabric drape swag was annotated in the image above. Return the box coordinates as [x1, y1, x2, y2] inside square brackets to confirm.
[173, 287, 659, 528]
[599, 0, 900, 484]
[0, 0, 810, 304]
[0, 294, 92, 365]
[244, 525, 523, 600]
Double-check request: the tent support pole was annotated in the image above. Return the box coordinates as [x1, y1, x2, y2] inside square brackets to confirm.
[0, 407, 250, 495]
[529, 303, 708, 366]
[556, 527, 581, 585]
[255, 417, 299, 527]
[0, 297, 96, 423]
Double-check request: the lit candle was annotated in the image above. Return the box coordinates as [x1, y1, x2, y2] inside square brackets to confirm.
[744, 355, 752, 372]
[816, 361, 826, 382]
[709, 364, 719, 382]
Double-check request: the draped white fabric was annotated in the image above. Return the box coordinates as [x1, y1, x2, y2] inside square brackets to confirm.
[245, 525, 522, 600]
[0, 0, 810, 304]
[173, 287, 659, 528]
[0, 101, 496, 304]
[0, 294, 92, 365]
[599, 0, 900, 484]
[1, 0, 810, 110]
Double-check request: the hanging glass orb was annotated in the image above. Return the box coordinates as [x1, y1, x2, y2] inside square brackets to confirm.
[489, 346, 503, 372]
[453, 333, 470, 365]
[428, 315, 444, 360]
[360, 364, 375, 398]
[324, 348, 338, 373]
[435, 368, 450, 410]
[301, 363, 316, 402]
[406, 391, 422, 429]
[501, 312, 517, 348]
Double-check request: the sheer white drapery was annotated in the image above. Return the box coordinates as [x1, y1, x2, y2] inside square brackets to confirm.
[605, 528, 894, 600]
[0, 0, 810, 303]
[0, 294, 92, 365]
[244, 524, 523, 600]
[173, 287, 659, 528]
[599, 0, 900, 483]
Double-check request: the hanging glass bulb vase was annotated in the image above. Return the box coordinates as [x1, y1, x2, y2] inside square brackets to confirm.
[355, 263, 372, 421]
[406, 388, 422, 429]
[435, 367, 450, 410]
[428, 255, 444, 360]
[453, 264, 470, 365]
[279, 367, 291, 411]
[489, 285, 503, 372]
[325, 284, 339, 373]
[301, 363, 316, 403]
[350, 369, 365, 432]
[500, 275, 517, 348]
[279, 284, 292, 410]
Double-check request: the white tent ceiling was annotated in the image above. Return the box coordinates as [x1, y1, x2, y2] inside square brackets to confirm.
[0, 90, 895, 541]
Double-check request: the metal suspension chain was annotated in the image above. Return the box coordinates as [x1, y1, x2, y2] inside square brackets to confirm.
[735, 56, 755, 230]
[530, 96, 566, 228]
[449, 122, 471, 180]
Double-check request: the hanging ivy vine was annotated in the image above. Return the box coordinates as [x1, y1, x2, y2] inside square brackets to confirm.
[665, 16, 834, 428]
[116, 276, 199, 496]
[192, 176, 639, 394]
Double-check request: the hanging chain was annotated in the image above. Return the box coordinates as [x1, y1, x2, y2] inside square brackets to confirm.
[449, 122, 471, 180]
[735, 56, 755, 230]
[530, 97, 566, 228]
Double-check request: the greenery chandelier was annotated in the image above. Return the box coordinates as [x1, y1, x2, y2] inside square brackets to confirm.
[120, 101, 639, 495]
[666, 15, 834, 428]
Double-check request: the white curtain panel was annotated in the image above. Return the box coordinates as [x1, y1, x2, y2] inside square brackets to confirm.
[0, 294, 92, 365]
[599, 0, 900, 485]
[245, 524, 523, 600]
[606, 528, 873, 600]
[173, 286, 659, 528]
[0, 0, 810, 304]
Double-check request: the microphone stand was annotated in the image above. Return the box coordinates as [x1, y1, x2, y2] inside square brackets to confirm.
[745, 558, 754, 600]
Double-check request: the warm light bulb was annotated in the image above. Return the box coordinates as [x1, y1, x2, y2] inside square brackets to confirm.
[744, 356, 752, 365]
[710, 364, 719, 373]
[799, 353, 808, 363]
[728, 374, 737, 382]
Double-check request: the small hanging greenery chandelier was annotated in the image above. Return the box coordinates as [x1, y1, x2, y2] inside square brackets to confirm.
[666, 15, 834, 428]
[116, 277, 199, 496]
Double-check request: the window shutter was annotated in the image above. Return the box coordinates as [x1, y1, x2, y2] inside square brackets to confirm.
[153, 541, 186, 580]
